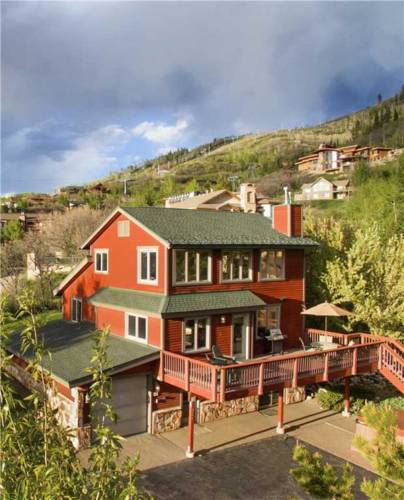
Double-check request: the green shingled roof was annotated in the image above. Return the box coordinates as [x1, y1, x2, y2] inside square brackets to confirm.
[7, 320, 159, 387]
[89, 287, 266, 315]
[120, 206, 318, 248]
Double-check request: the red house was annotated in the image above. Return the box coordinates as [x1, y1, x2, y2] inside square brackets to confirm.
[9, 204, 401, 452]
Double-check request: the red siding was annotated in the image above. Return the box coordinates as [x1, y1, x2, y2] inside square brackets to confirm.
[96, 307, 125, 335]
[272, 205, 289, 235]
[154, 381, 181, 410]
[63, 263, 96, 321]
[95, 306, 161, 347]
[291, 205, 303, 237]
[167, 249, 305, 350]
[212, 314, 232, 356]
[89, 212, 167, 294]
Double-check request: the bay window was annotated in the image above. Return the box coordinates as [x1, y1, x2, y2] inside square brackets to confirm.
[174, 250, 211, 284]
[259, 249, 284, 280]
[183, 317, 210, 352]
[257, 304, 281, 337]
[126, 313, 147, 342]
[138, 248, 158, 284]
[222, 251, 252, 281]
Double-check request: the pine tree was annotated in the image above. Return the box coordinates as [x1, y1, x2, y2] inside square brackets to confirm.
[353, 403, 404, 499]
[291, 443, 355, 499]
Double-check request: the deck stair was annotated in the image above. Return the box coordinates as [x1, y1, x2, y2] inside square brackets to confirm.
[158, 329, 404, 402]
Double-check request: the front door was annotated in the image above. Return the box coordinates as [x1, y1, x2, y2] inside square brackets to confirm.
[232, 314, 249, 360]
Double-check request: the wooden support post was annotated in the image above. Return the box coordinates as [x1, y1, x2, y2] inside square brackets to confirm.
[258, 363, 264, 396]
[276, 389, 285, 434]
[158, 351, 164, 381]
[211, 366, 218, 402]
[342, 378, 350, 417]
[352, 348, 358, 376]
[323, 353, 329, 382]
[185, 358, 190, 392]
[292, 359, 298, 388]
[186, 395, 195, 458]
[378, 345, 383, 371]
[220, 368, 226, 403]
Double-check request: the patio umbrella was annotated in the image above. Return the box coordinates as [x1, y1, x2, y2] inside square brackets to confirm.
[301, 301, 352, 334]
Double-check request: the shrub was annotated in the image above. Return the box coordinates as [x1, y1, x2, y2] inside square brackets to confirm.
[317, 388, 344, 412]
[381, 396, 404, 411]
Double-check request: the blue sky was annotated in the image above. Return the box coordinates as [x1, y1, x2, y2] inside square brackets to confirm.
[1, 1, 403, 194]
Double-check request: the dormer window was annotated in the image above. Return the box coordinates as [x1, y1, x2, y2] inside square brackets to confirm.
[95, 249, 108, 274]
[138, 247, 158, 285]
[174, 250, 211, 284]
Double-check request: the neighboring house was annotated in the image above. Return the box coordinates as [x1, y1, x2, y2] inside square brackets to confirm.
[166, 183, 276, 215]
[0, 212, 47, 232]
[7, 203, 317, 448]
[297, 144, 393, 172]
[298, 178, 351, 201]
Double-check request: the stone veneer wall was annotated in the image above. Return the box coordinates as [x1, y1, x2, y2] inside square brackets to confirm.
[152, 407, 182, 433]
[199, 396, 259, 423]
[284, 387, 305, 404]
[6, 361, 82, 449]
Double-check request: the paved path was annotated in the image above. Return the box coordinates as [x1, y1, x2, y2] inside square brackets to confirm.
[84, 399, 371, 472]
[139, 436, 376, 500]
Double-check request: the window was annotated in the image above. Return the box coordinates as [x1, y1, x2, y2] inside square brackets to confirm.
[183, 317, 210, 352]
[126, 314, 147, 342]
[71, 297, 82, 322]
[259, 250, 284, 280]
[257, 305, 281, 337]
[138, 248, 158, 285]
[174, 250, 211, 284]
[95, 249, 108, 273]
[221, 251, 252, 282]
[117, 220, 130, 237]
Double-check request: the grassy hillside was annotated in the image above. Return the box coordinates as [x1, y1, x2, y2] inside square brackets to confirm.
[90, 90, 404, 205]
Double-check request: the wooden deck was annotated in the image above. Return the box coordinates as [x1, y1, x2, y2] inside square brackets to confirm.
[158, 329, 404, 402]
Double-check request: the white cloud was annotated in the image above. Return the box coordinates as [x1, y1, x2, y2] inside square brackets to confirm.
[132, 117, 189, 145]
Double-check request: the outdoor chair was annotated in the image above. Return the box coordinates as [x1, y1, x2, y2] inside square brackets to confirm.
[205, 345, 236, 365]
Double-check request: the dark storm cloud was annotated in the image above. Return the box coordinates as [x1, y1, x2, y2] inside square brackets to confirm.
[1, 1, 403, 193]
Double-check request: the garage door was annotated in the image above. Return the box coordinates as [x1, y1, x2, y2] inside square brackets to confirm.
[93, 374, 149, 437]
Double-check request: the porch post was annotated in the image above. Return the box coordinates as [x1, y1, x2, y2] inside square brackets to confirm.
[186, 395, 196, 458]
[342, 378, 350, 417]
[276, 389, 285, 434]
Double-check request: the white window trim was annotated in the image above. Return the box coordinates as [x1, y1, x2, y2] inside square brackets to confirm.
[94, 249, 109, 274]
[173, 250, 212, 285]
[256, 304, 281, 338]
[220, 250, 253, 283]
[182, 317, 211, 353]
[125, 312, 148, 344]
[137, 247, 159, 286]
[71, 297, 82, 323]
[258, 249, 285, 282]
[117, 219, 130, 237]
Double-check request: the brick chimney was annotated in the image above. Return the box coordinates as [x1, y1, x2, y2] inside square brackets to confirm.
[239, 183, 257, 213]
[272, 187, 303, 237]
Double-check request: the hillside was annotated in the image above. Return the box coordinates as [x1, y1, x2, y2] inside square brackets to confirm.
[90, 90, 404, 204]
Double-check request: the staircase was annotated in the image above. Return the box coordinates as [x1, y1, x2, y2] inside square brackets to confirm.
[378, 338, 404, 392]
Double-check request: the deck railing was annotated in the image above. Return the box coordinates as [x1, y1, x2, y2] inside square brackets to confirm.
[159, 329, 398, 403]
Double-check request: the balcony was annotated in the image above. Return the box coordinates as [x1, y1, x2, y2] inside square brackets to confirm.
[158, 329, 402, 402]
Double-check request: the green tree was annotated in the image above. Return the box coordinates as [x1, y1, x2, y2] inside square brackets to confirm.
[353, 403, 404, 499]
[325, 225, 404, 338]
[0, 288, 146, 498]
[0, 220, 24, 243]
[291, 443, 355, 499]
[352, 161, 371, 187]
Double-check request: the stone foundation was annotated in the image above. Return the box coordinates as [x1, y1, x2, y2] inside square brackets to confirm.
[152, 407, 182, 433]
[284, 386, 305, 405]
[199, 396, 259, 423]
